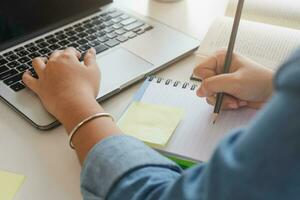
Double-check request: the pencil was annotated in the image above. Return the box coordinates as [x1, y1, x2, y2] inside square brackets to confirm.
[213, 0, 245, 124]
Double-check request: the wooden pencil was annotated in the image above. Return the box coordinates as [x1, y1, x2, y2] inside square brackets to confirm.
[213, 0, 245, 124]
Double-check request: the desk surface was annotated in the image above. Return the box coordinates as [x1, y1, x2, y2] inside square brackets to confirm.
[0, 0, 227, 199]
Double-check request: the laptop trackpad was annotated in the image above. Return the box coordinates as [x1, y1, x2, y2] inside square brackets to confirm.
[96, 47, 154, 98]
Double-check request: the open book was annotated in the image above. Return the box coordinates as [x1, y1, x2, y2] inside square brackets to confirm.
[196, 0, 300, 70]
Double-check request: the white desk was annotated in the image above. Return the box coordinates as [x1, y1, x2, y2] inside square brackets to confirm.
[0, 0, 227, 199]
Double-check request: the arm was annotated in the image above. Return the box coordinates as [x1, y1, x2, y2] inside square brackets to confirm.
[23, 48, 182, 199]
[23, 48, 121, 164]
[23, 48, 300, 200]
[107, 50, 300, 200]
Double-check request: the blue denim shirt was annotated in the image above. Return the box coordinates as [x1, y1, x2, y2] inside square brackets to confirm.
[80, 49, 300, 200]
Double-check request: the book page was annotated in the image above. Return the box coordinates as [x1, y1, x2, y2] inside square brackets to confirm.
[139, 79, 256, 162]
[197, 17, 300, 70]
[226, 0, 300, 29]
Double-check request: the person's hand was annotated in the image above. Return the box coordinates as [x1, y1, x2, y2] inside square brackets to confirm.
[22, 47, 101, 127]
[193, 50, 274, 110]
[22, 47, 121, 163]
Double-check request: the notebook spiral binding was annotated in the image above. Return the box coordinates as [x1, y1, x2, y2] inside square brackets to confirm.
[147, 76, 198, 91]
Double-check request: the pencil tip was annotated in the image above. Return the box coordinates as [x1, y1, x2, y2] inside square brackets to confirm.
[212, 113, 219, 124]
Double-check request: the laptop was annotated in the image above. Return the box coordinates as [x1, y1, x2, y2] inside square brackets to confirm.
[0, 0, 199, 130]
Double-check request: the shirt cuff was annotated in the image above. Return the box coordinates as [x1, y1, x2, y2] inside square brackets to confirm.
[80, 135, 181, 199]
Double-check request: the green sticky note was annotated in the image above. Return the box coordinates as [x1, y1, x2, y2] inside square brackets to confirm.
[118, 101, 184, 147]
[0, 170, 25, 200]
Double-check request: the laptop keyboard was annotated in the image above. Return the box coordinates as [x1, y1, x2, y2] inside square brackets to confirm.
[0, 9, 153, 92]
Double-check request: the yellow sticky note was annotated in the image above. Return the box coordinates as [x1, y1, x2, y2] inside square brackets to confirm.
[118, 101, 184, 147]
[0, 170, 25, 200]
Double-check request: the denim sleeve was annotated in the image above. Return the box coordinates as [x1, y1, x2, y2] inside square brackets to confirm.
[80, 135, 182, 200]
[81, 49, 300, 200]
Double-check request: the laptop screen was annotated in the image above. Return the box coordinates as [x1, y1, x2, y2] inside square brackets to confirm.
[0, 0, 112, 49]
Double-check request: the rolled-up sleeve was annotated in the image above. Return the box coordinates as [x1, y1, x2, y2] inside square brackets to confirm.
[80, 135, 182, 200]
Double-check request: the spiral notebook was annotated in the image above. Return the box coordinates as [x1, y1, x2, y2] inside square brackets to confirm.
[120, 77, 257, 167]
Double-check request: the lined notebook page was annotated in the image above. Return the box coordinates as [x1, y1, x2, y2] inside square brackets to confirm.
[226, 0, 300, 29]
[197, 17, 300, 70]
[140, 79, 256, 162]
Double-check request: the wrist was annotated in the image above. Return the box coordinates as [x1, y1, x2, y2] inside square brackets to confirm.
[57, 98, 104, 133]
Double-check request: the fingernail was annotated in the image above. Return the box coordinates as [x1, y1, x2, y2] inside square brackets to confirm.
[239, 101, 248, 107]
[228, 103, 238, 109]
[89, 48, 96, 55]
[196, 88, 205, 97]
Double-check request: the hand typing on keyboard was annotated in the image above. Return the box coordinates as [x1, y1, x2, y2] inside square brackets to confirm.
[0, 9, 153, 92]
[22, 47, 101, 129]
[23, 47, 120, 163]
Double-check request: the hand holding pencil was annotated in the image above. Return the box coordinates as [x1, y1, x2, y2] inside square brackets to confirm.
[193, 0, 275, 123]
[193, 51, 274, 111]
[211, 0, 245, 123]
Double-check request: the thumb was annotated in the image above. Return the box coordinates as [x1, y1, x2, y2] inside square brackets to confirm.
[22, 71, 38, 93]
[84, 48, 97, 67]
[197, 73, 238, 97]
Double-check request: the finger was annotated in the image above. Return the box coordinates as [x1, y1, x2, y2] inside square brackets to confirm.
[193, 68, 216, 81]
[237, 100, 248, 107]
[206, 95, 241, 110]
[247, 101, 264, 109]
[194, 50, 228, 73]
[32, 57, 47, 76]
[64, 47, 81, 59]
[49, 50, 63, 59]
[197, 73, 238, 97]
[193, 56, 218, 79]
[84, 48, 97, 68]
[22, 71, 39, 93]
